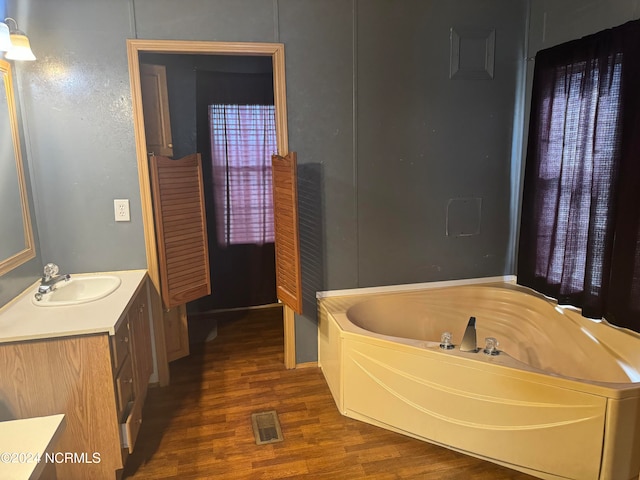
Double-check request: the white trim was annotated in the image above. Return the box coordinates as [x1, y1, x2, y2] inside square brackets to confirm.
[316, 275, 518, 299]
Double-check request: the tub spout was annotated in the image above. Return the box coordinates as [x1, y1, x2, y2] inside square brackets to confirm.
[459, 316, 478, 352]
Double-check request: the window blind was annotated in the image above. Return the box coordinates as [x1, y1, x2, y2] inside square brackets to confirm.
[209, 104, 277, 246]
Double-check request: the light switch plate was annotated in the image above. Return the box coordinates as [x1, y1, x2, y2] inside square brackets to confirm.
[114, 199, 130, 222]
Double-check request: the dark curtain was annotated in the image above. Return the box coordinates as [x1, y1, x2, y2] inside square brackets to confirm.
[195, 71, 277, 310]
[518, 19, 640, 331]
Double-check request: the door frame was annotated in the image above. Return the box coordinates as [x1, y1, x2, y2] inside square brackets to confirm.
[126, 39, 296, 386]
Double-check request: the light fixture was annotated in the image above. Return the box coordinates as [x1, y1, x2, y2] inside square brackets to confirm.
[0, 22, 10, 52]
[3, 17, 36, 61]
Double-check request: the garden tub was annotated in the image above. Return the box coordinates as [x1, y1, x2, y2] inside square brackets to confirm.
[317, 278, 640, 480]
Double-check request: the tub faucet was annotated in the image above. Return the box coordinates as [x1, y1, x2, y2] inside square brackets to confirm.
[36, 263, 70, 297]
[459, 316, 478, 352]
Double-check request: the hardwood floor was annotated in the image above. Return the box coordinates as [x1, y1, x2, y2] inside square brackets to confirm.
[123, 306, 536, 479]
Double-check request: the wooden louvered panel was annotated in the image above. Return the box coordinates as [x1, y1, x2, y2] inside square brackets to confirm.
[271, 152, 302, 314]
[150, 154, 211, 308]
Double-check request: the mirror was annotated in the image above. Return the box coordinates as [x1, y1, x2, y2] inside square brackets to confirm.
[0, 59, 35, 275]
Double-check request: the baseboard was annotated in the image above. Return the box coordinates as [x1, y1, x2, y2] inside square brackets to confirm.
[189, 302, 282, 318]
[295, 361, 318, 369]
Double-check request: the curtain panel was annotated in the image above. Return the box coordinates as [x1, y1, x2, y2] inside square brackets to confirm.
[518, 19, 640, 332]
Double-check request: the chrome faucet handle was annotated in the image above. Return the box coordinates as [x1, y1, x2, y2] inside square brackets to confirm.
[440, 331, 455, 350]
[483, 337, 500, 356]
[43, 263, 59, 281]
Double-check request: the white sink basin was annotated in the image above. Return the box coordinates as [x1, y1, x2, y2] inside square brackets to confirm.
[32, 275, 122, 307]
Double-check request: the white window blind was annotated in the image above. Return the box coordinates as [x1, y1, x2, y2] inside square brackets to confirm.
[209, 104, 277, 246]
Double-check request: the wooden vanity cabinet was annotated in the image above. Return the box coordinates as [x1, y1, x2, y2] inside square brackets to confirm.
[117, 284, 153, 454]
[0, 278, 153, 480]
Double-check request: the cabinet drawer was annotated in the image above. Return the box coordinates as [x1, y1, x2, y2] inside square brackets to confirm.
[115, 356, 134, 418]
[111, 318, 130, 372]
[120, 399, 143, 454]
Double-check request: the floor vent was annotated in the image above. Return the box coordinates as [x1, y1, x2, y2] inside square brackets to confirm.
[251, 410, 284, 445]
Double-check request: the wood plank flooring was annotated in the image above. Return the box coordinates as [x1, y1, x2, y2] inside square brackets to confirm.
[123, 306, 537, 479]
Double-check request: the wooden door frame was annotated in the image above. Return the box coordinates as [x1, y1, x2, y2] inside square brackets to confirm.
[126, 39, 296, 386]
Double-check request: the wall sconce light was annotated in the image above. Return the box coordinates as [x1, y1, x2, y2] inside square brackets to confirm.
[2, 18, 36, 61]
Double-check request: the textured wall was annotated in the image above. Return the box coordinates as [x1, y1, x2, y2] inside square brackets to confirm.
[11, 0, 145, 276]
[7, 0, 532, 362]
[279, 0, 357, 360]
[357, 0, 527, 288]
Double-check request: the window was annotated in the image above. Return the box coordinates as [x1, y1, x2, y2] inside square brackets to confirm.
[532, 56, 622, 297]
[518, 20, 640, 332]
[209, 104, 277, 246]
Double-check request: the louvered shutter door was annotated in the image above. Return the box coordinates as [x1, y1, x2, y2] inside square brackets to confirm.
[149, 154, 211, 308]
[271, 152, 303, 314]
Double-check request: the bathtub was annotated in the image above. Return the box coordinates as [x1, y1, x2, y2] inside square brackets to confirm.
[317, 277, 640, 480]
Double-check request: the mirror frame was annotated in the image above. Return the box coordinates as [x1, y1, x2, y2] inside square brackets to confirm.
[0, 59, 35, 275]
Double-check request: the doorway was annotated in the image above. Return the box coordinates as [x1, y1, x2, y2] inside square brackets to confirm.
[141, 53, 278, 314]
[126, 40, 296, 387]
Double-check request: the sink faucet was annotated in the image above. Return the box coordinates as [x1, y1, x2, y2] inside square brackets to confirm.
[459, 316, 478, 352]
[35, 263, 70, 298]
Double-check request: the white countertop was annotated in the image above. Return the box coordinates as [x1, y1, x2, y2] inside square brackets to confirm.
[0, 270, 148, 344]
[0, 414, 66, 480]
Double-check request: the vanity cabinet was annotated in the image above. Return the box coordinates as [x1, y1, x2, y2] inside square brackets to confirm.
[117, 284, 153, 454]
[0, 276, 153, 480]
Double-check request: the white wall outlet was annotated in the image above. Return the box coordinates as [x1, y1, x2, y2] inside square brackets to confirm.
[114, 199, 131, 222]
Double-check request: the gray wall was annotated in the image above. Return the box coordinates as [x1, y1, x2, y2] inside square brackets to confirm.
[11, 0, 146, 276]
[6, 0, 532, 362]
[357, 1, 527, 287]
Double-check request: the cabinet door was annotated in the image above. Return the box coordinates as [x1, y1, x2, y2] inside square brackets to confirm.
[0, 335, 122, 478]
[164, 304, 189, 362]
[131, 284, 153, 403]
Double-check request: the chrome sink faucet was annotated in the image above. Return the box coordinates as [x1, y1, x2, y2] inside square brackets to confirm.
[459, 316, 478, 352]
[35, 263, 70, 298]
